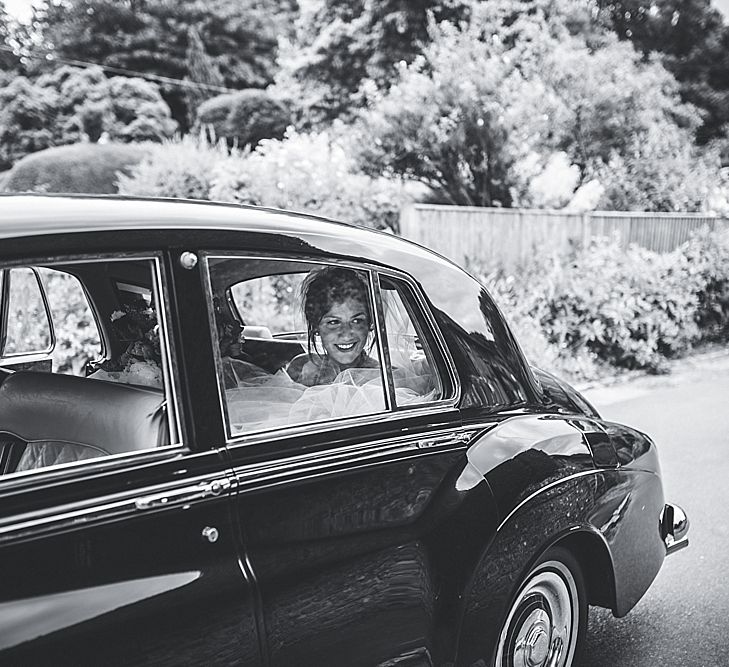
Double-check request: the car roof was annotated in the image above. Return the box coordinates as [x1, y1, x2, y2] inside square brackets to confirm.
[0, 193, 452, 272]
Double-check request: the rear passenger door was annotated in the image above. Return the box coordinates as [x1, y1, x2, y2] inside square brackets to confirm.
[0, 252, 261, 666]
[202, 253, 466, 666]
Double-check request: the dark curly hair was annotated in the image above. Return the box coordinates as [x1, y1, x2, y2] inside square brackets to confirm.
[301, 266, 373, 356]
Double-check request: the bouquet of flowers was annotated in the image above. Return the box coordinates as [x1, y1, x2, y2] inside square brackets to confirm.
[91, 300, 163, 388]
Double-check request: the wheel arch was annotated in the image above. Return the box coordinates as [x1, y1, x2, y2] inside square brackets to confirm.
[551, 529, 617, 612]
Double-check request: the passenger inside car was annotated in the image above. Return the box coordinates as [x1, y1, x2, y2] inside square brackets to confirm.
[213, 263, 440, 434]
[285, 266, 379, 387]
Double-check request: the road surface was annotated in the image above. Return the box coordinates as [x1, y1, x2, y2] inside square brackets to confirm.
[579, 350, 729, 666]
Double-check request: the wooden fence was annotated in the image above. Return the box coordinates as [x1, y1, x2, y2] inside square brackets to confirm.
[399, 204, 729, 271]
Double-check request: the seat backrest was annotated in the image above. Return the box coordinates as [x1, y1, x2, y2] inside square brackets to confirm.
[0, 371, 168, 472]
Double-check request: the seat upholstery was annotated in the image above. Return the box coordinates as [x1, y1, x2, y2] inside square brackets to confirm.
[0, 371, 168, 472]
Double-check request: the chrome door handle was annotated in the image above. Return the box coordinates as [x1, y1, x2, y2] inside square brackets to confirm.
[134, 478, 233, 511]
[416, 431, 472, 449]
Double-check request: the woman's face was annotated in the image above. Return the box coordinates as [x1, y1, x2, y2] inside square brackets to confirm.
[317, 296, 371, 367]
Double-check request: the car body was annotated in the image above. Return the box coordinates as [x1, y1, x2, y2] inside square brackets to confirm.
[0, 194, 688, 667]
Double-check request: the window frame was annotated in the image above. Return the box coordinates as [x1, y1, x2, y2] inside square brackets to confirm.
[0, 251, 185, 483]
[373, 269, 458, 411]
[0, 266, 56, 365]
[201, 251, 461, 447]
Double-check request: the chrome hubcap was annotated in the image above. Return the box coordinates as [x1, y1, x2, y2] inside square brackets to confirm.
[496, 562, 579, 667]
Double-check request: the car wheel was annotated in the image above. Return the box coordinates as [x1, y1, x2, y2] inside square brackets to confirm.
[493, 546, 586, 667]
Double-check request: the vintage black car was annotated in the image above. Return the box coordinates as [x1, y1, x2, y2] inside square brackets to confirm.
[0, 194, 687, 667]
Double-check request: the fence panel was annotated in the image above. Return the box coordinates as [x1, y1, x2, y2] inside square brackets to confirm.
[399, 204, 729, 270]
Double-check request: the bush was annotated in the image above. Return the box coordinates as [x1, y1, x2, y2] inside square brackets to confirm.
[683, 227, 729, 341]
[117, 132, 238, 199]
[1, 143, 149, 194]
[0, 77, 57, 170]
[476, 228, 729, 381]
[210, 128, 409, 230]
[0, 67, 177, 169]
[195, 89, 290, 148]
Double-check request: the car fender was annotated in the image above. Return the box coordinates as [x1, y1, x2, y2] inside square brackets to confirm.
[448, 414, 664, 664]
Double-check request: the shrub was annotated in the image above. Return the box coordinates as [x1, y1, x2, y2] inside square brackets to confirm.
[195, 89, 291, 148]
[0, 77, 57, 170]
[542, 239, 701, 371]
[683, 227, 729, 341]
[210, 128, 409, 230]
[116, 132, 237, 199]
[2, 143, 149, 194]
[0, 67, 177, 169]
[476, 228, 729, 381]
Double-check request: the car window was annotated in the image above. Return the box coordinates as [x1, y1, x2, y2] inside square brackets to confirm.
[206, 256, 451, 439]
[1, 267, 53, 358]
[0, 257, 179, 477]
[379, 275, 444, 406]
[39, 268, 103, 375]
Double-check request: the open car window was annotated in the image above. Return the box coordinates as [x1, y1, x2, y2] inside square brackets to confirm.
[379, 275, 444, 407]
[0, 257, 180, 477]
[205, 255, 447, 439]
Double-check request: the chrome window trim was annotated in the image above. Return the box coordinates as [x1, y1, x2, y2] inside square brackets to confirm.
[226, 405, 462, 449]
[1, 444, 184, 487]
[230, 425, 477, 489]
[151, 255, 183, 446]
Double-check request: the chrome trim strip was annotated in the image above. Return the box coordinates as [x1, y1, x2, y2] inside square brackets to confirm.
[0, 471, 234, 544]
[227, 405, 462, 449]
[230, 427, 478, 490]
[152, 255, 183, 446]
[371, 271, 395, 410]
[496, 469, 601, 532]
[201, 252, 461, 446]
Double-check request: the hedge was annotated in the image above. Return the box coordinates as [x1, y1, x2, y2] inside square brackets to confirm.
[1, 143, 149, 194]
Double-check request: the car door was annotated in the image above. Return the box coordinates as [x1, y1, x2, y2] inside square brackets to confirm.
[199, 252, 491, 667]
[0, 248, 262, 666]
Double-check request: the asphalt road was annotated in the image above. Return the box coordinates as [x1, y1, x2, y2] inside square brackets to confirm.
[578, 350, 729, 667]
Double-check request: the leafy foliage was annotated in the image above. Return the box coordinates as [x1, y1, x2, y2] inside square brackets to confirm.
[116, 132, 235, 199]
[210, 128, 410, 230]
[479, 227, 729, 378]
[275, 0, 470, 125]
[600, 0, 729, 146]
[195, 89, 291, 148]
[2, 143, 148, 193]
[118, 128, 409, 230]
[0, 1, 20, 74]
[0, 65, 176, 167]
[183, 26, 225, 127]
[0, 76, 56, 170]
[29, 0, 294, 128]
[355, 0, 720, 211]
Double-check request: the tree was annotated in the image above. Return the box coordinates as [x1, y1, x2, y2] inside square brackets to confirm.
[0, 1, 21, 77]
[355, 0, 720, 210]
[0, 65, 176, 168]
[276, 0, 470, 126]
[0, 76, 57, 170]
[28, 0, 296, 129]
[598, 0, 729, 146]
[183, 26, 225, 126]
